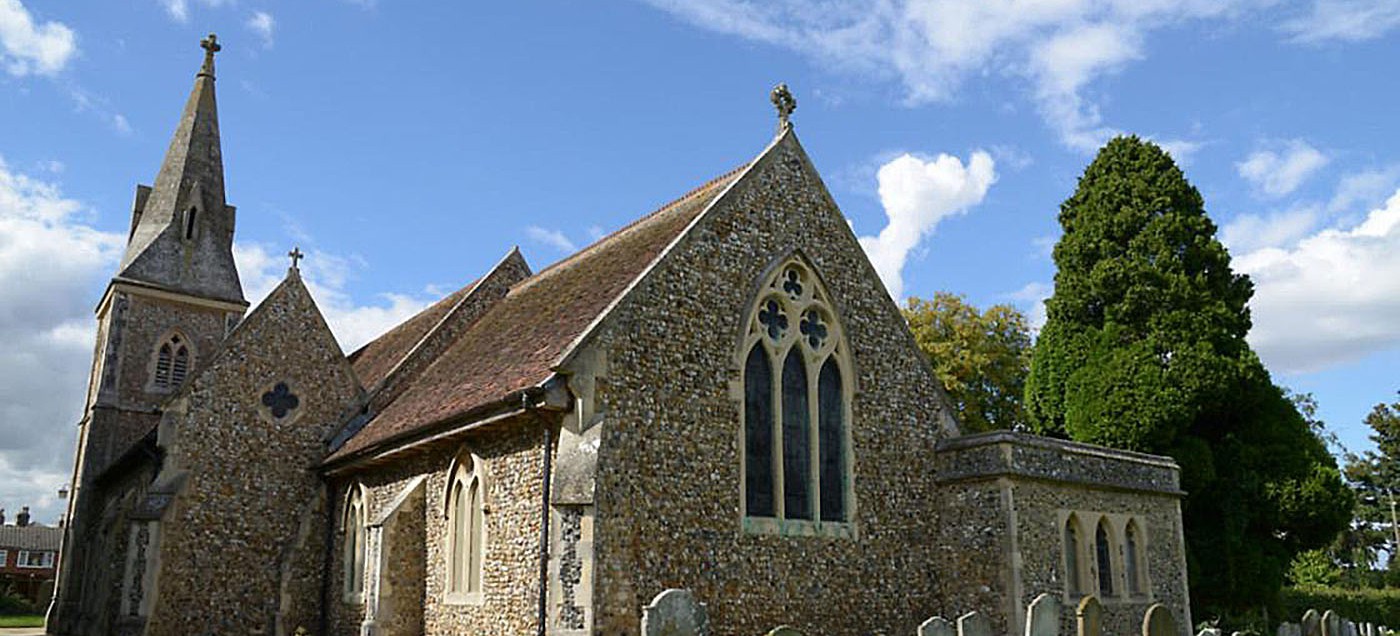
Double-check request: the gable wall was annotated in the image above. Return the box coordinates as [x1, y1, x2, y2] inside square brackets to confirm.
[581, 134, 955, 634]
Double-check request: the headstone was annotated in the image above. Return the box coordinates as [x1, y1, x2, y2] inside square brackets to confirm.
[1077, 596, 1103, 636]
[1026, 593, 1062, 636]
[1142, 604, 1176, 636]
[1279, 623, 1302, 636]
[958, 611, 992, 636]
[765, 627, 804, 636]
[1198, 629, 1222, 636]
[919, 616, 956, 636]
[1323, 610, 1341, 636]
[641, 589, 710, 636]
[1363, 623, 1375, 636]
[1303, 610, 1322, 636]
[1346, 622, 1359, 636]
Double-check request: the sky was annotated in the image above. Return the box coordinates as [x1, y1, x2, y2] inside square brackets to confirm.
[1, 0, 1398, 524]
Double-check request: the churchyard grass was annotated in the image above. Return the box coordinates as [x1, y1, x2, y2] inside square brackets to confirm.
[0, 616, 43, 627]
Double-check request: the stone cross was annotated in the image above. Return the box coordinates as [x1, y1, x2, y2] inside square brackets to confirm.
[770, 83, 796, 131]
[199, 33, 220, 77]
[288, 246, 305, 270]
[641, 589, 709, 636]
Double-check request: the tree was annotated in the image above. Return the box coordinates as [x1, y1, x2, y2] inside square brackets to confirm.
[1343, 392, 1400, 579]
[904, 293, 1032, 433]
[1024, 136, 1353, 617]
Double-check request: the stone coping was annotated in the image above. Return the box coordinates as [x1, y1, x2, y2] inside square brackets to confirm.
[933, 431, 1183, 496]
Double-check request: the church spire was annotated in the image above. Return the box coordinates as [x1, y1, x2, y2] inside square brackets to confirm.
[116, 33, 245, 305]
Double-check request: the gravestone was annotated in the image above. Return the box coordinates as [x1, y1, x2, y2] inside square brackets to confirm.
[1278, 622, 1302, 636]
[1198, 629, 1222, 636]
[1303, 610, 1322, 636]
[1323, 610, 1341, 636]
[919, 616, 956, 636]
[1026, 593, 1061, 636]
[1077, 596, 1103, 636]
[1142, 604, 1176, 636]
[641, 589, 709, 636]
[958, 611, 992, 636]
[765, 627, 804, 636]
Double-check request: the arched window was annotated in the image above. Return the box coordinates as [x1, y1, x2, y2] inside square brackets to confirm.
[741, 256, 851, 529]
[1125, 519, 1145, 595]
[152, 333, 192, 390]
[446, 453, 486, 600]
[183, 206, 198, 241]
[343, 485, 366, 599]
[1096, 519, 1115, 597]
[1064, 515, 1084, 596]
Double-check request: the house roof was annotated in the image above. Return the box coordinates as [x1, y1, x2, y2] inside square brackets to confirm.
[329, 164, 747, 462]
[348, 278, 479, 390]
[0, 525, 62, 552]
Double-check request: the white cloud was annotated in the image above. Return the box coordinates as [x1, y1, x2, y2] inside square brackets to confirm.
[1284, 0, 1400, 42]
[639, 0, 1260, 150]
[1220, 205, 1321, 253]
[1327, 165, 1400, 214]
[0, 0, 77, 76]
[1237, 139, 1330, 197]
[0, 157, 124, 524]
[1237, 188, 1400, 374]
[1008, 281, 1052, 333]
[246, 11, 275, 49]
[857, 150, 997, 300]
[158, 0, 232, 23]
[526, 225, 579, 253]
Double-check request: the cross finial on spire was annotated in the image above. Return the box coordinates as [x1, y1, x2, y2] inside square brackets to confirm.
[770, 83, 796, 132]
[199, 33, 221, 78]
[288, 246, 304, 271]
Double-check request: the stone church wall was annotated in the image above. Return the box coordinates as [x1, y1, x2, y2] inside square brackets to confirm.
[327, 419, 549, 636]
[934, 432, 1190, 636]
[580, 134, 956, 635]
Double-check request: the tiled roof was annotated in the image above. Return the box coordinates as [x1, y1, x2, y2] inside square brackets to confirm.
[348, 279, 479, 390]
[0, 525, 62, 551]
[330, 166, 746, 461]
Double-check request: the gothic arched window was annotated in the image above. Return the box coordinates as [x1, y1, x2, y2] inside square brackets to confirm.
[342, 485, 366, 600]
[1065, 515, 1084, 596]
[1096, 519, 1115, 597]
[153, 333, 192, 391]
[446, 452, 486, 602]
[1126, 519, 1146, 595]
[741, 256, 851, 531]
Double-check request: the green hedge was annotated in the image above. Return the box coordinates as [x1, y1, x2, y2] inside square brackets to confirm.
[1280, 587, 1400, 628]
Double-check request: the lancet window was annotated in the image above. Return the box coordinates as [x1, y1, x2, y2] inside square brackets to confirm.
[342, 485, 366, 600]
[153, 333, 192, 391]
[446, 452, 486, 601]
[741, 256, 852, 532]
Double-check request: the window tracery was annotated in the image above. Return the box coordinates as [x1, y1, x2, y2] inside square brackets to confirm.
[446, 452, 486, 602]
[740, 256, 852, 534]
[342, 485, 366, 600]
[152, 333, 192, 391]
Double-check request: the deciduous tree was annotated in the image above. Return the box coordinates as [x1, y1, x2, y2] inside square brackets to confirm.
[904, 293, 1031, 432]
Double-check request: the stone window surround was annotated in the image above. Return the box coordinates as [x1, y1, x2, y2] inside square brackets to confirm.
[148, 329, 195, 393]
[342, 483, 368, 604]
[736, 253, 857, 539]
[1058, 510, 1152, 604]
[443, 449, 489, 606]
[16, 550, 53, 568]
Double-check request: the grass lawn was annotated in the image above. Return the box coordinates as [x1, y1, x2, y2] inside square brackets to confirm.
[0, 615, 44, 627]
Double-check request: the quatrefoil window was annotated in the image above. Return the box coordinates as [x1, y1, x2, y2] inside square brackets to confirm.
[261, 382, 300, 419]
[800, 310, 828, 349]
[758, 299, 788, 341]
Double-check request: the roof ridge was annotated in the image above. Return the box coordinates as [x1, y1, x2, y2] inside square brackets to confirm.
[519, 163, 750, 285]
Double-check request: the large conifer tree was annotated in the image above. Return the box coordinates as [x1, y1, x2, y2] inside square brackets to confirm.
[1026, 136, 1352, 617]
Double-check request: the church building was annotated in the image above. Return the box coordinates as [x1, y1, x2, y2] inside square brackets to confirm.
[48, 37, 1192, 636]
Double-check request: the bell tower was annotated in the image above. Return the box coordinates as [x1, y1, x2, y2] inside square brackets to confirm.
[48, 34, 248, 634]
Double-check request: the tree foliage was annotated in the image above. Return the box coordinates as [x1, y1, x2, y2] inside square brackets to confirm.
[1343, 392, 1400, 576]
[1024, 136, 1353, 616]
[904, 292, 1032, 433]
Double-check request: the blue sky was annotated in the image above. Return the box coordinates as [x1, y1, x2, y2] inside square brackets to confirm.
[1, 0, 1398, 522]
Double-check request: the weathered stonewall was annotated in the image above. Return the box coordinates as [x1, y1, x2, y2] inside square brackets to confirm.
[1077, 596, 1103, 636]
[1143, 604, 1176, 636]
[641, 589, 709, 636]
[919, 616, 956, 636]
[1026, 594, 1061, 636]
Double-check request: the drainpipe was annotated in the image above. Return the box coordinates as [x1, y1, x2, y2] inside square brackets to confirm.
[527, 390, 556, 636]
[319, 479, 333, 636]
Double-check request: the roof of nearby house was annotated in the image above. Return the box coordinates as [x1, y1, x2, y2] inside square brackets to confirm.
[328, 164, 748, 462]
[0, 525, 62, 552]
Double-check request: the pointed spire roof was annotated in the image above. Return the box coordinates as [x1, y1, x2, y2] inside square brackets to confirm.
[116, 34, 245, 305]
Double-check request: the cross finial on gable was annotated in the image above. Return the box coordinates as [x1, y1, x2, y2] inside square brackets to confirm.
[288, 246, 304, 271]
[771, 83, 796, 132]
[199, 33, 221, 78]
